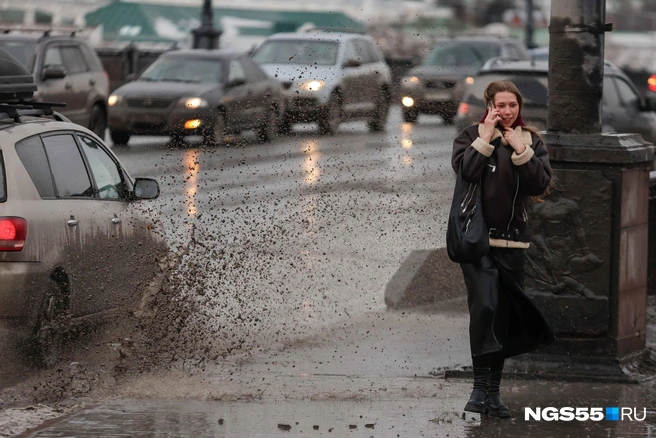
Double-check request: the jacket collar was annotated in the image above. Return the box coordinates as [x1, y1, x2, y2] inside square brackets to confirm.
[478, 124, 532, 147]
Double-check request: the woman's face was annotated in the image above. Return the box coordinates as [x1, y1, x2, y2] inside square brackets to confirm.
[492, 91, 520, 128]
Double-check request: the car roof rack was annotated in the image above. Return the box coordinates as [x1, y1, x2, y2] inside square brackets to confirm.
[0, 101, 67, 123]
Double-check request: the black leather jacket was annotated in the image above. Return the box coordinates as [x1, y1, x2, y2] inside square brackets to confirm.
[451, 124, 552, 238]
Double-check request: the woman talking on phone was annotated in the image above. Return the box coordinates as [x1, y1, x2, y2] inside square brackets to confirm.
[451, 81, 555, 418]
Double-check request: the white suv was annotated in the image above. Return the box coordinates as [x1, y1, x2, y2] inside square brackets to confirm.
[252, 31, 393, 135]
[0, 49, 165, 367]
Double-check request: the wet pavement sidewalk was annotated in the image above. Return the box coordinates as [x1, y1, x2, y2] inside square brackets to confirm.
[14, 303, 656, 437]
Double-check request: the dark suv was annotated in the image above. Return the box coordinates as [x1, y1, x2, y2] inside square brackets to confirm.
[0, 31, 109, 139]
[454, 59, 656, 145]
[399, 36, 528, 124]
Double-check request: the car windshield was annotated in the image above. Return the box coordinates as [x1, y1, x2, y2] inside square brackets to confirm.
[470, 72, 549, 106]
[0, 40, 37, 71]
[252, 40, 338, 66]
[423, 42, 500, 69]
[138, 57, 222, 83]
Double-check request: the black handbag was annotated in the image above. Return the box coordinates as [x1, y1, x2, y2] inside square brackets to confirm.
[446, 163, 489, 263]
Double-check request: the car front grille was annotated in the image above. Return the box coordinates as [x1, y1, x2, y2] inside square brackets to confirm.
[424, 80, 455, 89]
[126, 98, 175, 108]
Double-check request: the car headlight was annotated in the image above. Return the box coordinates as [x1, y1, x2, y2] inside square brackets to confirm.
[401, 76, 420, 87]
[181, 97, 208, 109]
[108, 95, 121, 106]
[300, 80, 325, 92]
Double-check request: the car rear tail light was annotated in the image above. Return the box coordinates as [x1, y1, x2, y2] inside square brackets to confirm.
[0, 217, 27, 251]
[103, 71, 109, 83]
[457, 102, 469, 115]
[648, 74, 656, 92]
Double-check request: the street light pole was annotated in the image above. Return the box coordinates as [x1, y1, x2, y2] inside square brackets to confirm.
[547, 0, 607, 133]
[526, 0, 535, 49]
[514, 0, 655, 382]
[192, 0, 221, 50]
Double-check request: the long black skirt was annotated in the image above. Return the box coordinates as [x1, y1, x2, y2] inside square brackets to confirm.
[460, 246, 555, 358]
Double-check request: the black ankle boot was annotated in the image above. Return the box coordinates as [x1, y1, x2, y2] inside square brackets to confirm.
[464, 367, 488, 414]
[486, 370, 511, 418]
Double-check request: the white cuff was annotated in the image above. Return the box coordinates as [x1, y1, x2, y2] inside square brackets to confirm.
[512, 146, 534, 166]
[472, 137, 494, 157]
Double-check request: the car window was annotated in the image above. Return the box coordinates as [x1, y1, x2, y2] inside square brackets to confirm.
[228, 60, 247, 84]
[343, 41, 359, 63]
[60, 45, 88, 74]
[504, 44, 520, 60]
[0, 40, 37, 71]
[42, 134, 94, 198]
[0, 152, 5, 203]
[354, 40, 376, 64]
[15, 135, 56, 198]
[424, 43, 500, 68]
[614, 77, 640, 109]
[252, 40, 338, 66]
[79, 43, 103, 71]
[364, 40, 382, 63]
[139, 57, 222, 83]
[603, 76, 621, 107]
[467, 73, 548, 106]
[241, 57, 267, 82]
[78, 135, 126, 200]
[43, 45, 64, 68]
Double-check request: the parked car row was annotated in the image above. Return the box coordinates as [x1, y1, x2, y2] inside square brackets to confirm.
[453, 59, 656, 145]
[398, 36, 529, 124]
[107, 31, 393, 145]
[399, 39, 656, 145]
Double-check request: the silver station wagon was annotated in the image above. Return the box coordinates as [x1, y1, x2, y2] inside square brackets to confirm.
[0, 49, 166, 367]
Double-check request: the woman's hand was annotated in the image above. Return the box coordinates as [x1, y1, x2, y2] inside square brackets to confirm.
[503, 126, 526, 154]
[481, 107, 500, 143]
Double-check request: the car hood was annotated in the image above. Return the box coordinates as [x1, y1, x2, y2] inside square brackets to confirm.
[407, 65, 478, 79]
[113, 81, 220, 98]
[258, 64, 337, 83]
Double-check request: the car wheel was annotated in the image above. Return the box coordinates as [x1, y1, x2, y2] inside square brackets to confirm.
[32, 275, 68, 368]
[257, 107, 278, 143]
[110, 129, 131, 146]
[403, 108, 418, 123]
[368, 87, 391, 132]
[318, 92, 341, 135]
[88, 105, 107, 140]
[204, 112, 226, 145]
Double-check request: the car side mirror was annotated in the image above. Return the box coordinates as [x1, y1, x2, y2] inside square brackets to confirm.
[227, 77, 246, 88]
[42, 65, 67, 80]
[126, 72, 137, 82]
[133, 178, 159, 200]
[343, 59, 361, 68]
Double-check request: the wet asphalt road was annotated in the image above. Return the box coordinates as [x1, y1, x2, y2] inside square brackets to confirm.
[11, 107, 656, 436]
[108, 106, 457, 354]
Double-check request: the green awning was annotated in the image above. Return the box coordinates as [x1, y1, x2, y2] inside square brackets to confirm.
[85, 1, 364, 44]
